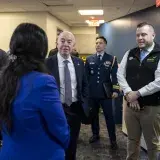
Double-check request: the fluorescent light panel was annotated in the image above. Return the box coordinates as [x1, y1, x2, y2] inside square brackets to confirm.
[78, 10, 103, 15]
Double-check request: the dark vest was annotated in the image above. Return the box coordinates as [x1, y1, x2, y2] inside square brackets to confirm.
[126, 44, 160, 106]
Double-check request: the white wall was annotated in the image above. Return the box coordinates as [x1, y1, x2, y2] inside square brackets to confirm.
[0, 12, 70, 53]
[71, 26, 97, 54]
[0, 12, 47, 51]
[46, 13, 70, 52]
[71, 27, 96, 34]
[0, 12, 97, 55]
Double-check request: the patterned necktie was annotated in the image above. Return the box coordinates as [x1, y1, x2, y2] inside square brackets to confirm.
[63, 60, 72, 106]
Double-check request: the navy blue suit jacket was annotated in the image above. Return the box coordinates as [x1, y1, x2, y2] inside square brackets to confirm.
[46, 55, 88, 117]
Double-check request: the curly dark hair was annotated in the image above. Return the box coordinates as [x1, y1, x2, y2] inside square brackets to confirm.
[0, 23, 48, 132]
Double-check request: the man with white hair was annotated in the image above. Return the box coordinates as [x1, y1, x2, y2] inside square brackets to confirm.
[46, 31, 88, 160]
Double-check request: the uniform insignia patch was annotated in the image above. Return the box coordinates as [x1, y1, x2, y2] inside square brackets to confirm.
[104, 61, 111, 67]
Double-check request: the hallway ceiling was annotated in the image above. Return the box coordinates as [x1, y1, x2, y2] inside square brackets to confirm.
[0, 0, 155, 26]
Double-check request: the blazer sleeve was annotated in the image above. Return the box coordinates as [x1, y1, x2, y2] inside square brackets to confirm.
[35, 76, 70, 149]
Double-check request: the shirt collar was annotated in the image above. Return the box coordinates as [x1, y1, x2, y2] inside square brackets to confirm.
[141, 42, 155, 53]
[97, 52, 104, 57]
[146, 42, 155, 53]
[57, 52, 72, 64]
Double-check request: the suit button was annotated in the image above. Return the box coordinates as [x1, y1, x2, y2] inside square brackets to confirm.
[97, 81, 99, 83]
[98, 68, 100, 70]
[97, 77, 100, 79]
[98, 72, 100, 74]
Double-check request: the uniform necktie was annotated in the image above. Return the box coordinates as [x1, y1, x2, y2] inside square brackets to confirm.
[97, 55, 102, 64]
[63, 60, 72, 106]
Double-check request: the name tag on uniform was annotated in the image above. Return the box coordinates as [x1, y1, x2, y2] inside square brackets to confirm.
[89, 62, 95, 65]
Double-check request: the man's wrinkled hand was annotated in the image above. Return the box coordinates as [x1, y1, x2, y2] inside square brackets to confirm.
[128, 100, 141, 111]
[127, 91, 140, 103]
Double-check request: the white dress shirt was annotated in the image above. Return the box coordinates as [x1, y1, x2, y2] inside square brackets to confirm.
[117, 42, 160, 97]
[57, 52, 77, 103]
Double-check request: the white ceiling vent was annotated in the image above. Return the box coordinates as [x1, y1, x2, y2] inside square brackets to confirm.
[41, 0, 73, 6]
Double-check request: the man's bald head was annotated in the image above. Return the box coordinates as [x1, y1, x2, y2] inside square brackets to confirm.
[57, 31, 76, 58]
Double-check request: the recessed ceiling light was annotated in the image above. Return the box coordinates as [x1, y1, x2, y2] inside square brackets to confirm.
[78, 10, 103, 15]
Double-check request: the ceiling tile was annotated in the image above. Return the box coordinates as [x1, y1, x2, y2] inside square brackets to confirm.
[74, 0, 102, 7]
[0, 0, 156, 26]
[102, 0, 133, 7]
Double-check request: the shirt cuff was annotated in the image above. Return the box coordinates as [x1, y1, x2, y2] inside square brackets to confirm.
[124, 87, 132, 95]
[138, 87, 148, 97]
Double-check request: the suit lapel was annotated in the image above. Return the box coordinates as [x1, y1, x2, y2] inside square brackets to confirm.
[71, 56, 81, 85]
[92, 54, 99, 65]
[94, 53, 109, 66]
[51, 55, 60, 88]
[101, 52, 108, 64]
[94, 52, 107, 66]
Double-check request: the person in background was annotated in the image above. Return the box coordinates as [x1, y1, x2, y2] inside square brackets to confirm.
[117, 22, 160, 160]
[0, 49, 8, 69]
[48, 47, 58, 57]
[48, 38, 58, 57]
[46, 31, 88, 160]
[0, 23, 70, 160]
[85, 36, 119, 150]
[71, 48, 79, 57]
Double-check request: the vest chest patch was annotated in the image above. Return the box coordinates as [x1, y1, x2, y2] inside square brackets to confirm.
[129, 57, 134, 60]
[89, 62, 95, 65]
[104, 61, 111, 67]
[147, 56, 157, 62]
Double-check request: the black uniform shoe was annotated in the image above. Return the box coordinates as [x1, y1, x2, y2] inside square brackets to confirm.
[110, 141, 118, 150]
[89, 135, 100, 143]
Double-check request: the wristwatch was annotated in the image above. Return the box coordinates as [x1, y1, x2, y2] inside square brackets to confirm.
[136, 91, 141, 97]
